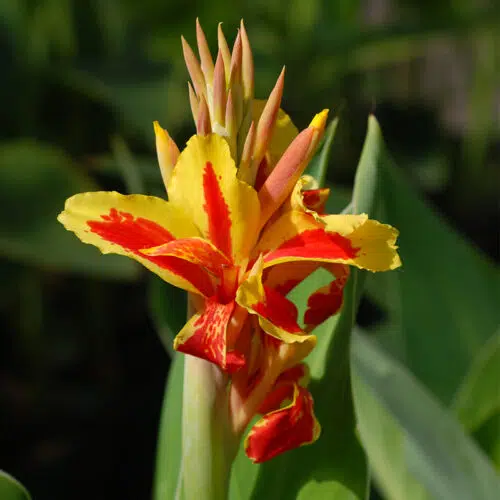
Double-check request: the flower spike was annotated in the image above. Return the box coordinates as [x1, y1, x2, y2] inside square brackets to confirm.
[196, 94, 212, 135]
[212, 50, 227, 127]
[181, 36, 206, 98]
[258, 109, 328, 228]
[240, 20, 254, 102]
[217, 23, 232, 83]
[196, 18, 214, 82]
[238, 121, 256, 182]
[252, 67, 286, 170]
[153, 121, 180, 190]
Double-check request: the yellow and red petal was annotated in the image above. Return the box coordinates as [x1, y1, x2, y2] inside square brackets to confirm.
[142, 237, 231, 279]
[323, 214, 401, 271]
[58, 191, 219, 296]
[244, 383, 321, 463]
[173, 298, 245, 373]
[167, 134, 260, 263]
[286, 175, 330, 217]
[257, 363, 310, 414]
[255, 210, 358, 267]
[255, 210, 401, 272]
[236, 257, 315, 347]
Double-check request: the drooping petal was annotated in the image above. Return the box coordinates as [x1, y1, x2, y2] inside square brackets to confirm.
[255, 210, 401, 272]
[264, 260, 349, 331]
[168, 134, 260, 263]
[174, 298, 245, 373]
[304, 264, 349, 331]
[257, 363, 310, 414]
[58, 192, 218, 296]
[236, 257, 316, 351]
[244, 383, 320, 463]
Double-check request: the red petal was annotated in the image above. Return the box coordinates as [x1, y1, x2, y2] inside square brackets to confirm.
[245, 384, 320, 463]
[174, 298, 245, 373]
[203, 161, 233, 259]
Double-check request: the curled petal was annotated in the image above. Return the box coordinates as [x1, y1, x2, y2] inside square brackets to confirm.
[57, 192, 219, 296]
[245, 383, 320, 463]
[236, 257, 316, 351]
[174, 299, 244, 373]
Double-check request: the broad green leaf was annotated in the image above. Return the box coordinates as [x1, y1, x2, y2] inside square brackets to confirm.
[361, 117, 499, 404]
[0, 471, 31, 500]
[153, 354, 185, 500]
[452, 330, 500, 432]
[352, 331, 500, 500]
[0, 140, 138, 280]
[305, 117, 339, 186]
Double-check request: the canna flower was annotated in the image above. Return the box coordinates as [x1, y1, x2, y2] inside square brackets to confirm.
[57, 21, 401, 464]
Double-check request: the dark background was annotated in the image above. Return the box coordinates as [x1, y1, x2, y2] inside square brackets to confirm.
[1, 1, 498, 498]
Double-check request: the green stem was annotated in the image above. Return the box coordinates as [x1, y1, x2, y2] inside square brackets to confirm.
[180, 355, 237, 500]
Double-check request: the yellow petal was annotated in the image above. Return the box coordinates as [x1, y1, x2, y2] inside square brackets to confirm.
[57, 191, 217, 295]
[167, 134, 260, 264]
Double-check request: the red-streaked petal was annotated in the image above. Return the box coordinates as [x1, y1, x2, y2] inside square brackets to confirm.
[57, 192, 217, 295]
[168, 134, 260, 263]
[174, 299, 244, 373]
[245, 384, 321, 463]
[142, 237, 232, 278]
[256, 211, 358, 267]
[236, 257, 314, 347]
[257, 363, 310, 414]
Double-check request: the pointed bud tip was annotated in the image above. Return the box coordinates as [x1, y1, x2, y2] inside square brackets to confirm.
[310, 109, 329, 131]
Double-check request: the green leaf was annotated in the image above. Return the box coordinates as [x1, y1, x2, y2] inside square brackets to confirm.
[304, 117, 339, 186]
[351, 330, 500, 500]
[0, 140, 138, 280]
[153, 354, 185, 500]
[0, 471, 31, 500]
[361, 116, 499, 404]
[452, 330, 500, 432]
[148, 276, 187, 357]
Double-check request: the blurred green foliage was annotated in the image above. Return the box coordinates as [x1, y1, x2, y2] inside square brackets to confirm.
[0, 0, 498, 499]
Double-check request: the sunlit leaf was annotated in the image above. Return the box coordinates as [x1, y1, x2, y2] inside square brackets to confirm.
[153, 355, 185, 500]
[352, 330, 500, 500]
[0, 471, 31, 500]
[361, 116, 499, 404]
[452, 330, 500, 432]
